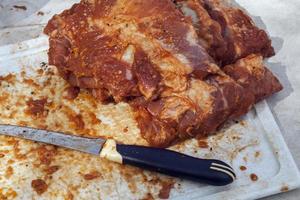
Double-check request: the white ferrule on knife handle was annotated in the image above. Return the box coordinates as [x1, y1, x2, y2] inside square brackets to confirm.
[100, 139, 123, 164]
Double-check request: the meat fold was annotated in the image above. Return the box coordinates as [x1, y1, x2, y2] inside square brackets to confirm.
[133, 54, 282, 146]
[223, 54, 283, 102]
[176, 0, 275, 65]
[44, 0, 282, 147]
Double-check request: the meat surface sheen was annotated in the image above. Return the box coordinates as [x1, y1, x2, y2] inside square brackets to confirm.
[176, 0, 275, 65]
[45, 0, 282, 147]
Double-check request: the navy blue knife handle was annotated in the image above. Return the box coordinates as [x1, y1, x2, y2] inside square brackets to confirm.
[116, 144, 235, 186]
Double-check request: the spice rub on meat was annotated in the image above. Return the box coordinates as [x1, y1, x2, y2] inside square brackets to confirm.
[176, 0, 275, 65]
[44, 0, 282, 147]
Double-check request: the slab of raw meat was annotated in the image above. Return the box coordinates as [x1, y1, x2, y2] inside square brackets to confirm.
[44, 0, 282, 147]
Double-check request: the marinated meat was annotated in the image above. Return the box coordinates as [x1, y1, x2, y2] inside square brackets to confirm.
[44, 0, 217, 102]
[176, 0, 274, 65]
[175, 0, 226, 63]
[223, 54, 283, 102]
[44, 0, 282, 147]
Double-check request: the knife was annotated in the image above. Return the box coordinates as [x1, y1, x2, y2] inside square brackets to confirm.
[0, 124, 235, 186]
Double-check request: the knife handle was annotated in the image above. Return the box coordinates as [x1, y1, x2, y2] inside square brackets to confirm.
[100, 140, 235, 186]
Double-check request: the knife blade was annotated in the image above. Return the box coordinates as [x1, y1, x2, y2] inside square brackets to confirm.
[0, 124, 236, 186]
[0, 124, 105, 155]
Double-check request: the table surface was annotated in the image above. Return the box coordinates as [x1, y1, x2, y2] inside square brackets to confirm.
[0, 0, 299, 199]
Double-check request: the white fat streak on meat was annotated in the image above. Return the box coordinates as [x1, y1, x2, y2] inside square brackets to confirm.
[185, 79, 215, 112]
[174, 54, 190, 66]
[180, 2, 200, 24]
[180, 2, 216, 46]
[159, 97, 193, 121]
[121, 45, 135, 80]
[121, 45, 135, 65]
[217, 81, 229, 109]
[186, 30, 199, 46]
[125, 69, 133, 80]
